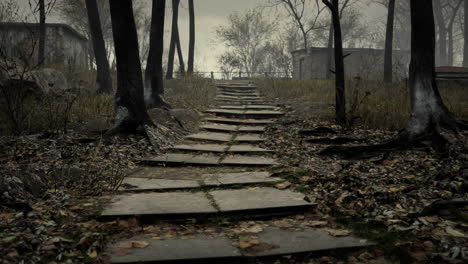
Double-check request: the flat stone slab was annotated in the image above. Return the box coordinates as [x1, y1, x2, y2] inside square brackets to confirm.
[171, 144, 229, 153]
[205, 117, 274, 126]
[238, 126, 266, 132]
[246, 227, 374, 257]
[205, 109, 246, 115]
[101, 192, 217, 217]
[203, 171, 281, 186]
[209, 187, 310, 213]
[109, 236, 241, 264]
[185, 132, 233, 142]
[200, 123, 238, 132]
[227, 145, 272, 153]
[233, 134, 265, 142]
[219, 105, 278, 111]
[220, 155, 278, 166]
[143, 153, 221, 165]
[119, 177, 200, 191]
[244, 110, 284, 116]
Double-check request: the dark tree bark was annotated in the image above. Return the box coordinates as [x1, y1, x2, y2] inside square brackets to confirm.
[464, 0, 468, 67]
[145, 0, 171, 109]
[85, 0, 113, 94]
[187, 0, 195, 73]
[383, 0, 395, 83]
[325, 23, 333, 79]
[166, 0, 180, 80]
[176, 31, 185, 74]
[38, 0, 46, 65]
[320, 0, 468, 158]
[108, 0, 152, 134]
[323, 0, 346, 126]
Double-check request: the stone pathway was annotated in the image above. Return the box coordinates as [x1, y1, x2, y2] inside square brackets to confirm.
[104, 81, 373, 263]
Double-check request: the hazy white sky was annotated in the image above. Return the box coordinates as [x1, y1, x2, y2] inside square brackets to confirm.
[15, 0, 387, 72]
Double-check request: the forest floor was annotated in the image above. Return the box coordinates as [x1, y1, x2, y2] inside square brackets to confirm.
[0, 81, 467, 264]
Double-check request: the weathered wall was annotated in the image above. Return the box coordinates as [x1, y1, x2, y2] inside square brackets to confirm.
[292, 47, 409, 80]
[0, 23, 88, 67]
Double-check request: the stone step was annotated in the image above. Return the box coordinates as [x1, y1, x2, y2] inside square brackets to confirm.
[119, 171, 282, 192]
[219, 105, 278, 110]
[185, 132, 233, 143]
[171, 143, 271, 154]
[200, 123, 266, 133]
[102, 187, 310, 219]
[206, 109, 284, 119]
[219, 92, 261, 97]
[107, 228, 373, 263]
[141, 154, 277, 167]
[205, 117, 274, 126]
[233, 134, 265, 143]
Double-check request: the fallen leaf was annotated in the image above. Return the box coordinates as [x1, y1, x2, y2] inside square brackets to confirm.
[244, 225, 263, 233]
[114, 241, 150, 249]
[323, 229, 351, 237]
[238, 240, 253, 249]
[335, 191, 350, 206]
[112, 248, 130, 256]
[88, 250, 98, 258]
[445, 227, 465, 238]
[2, 236, 16, 242]
[275, 182, 292, 189]
[306, 220, 327, 227]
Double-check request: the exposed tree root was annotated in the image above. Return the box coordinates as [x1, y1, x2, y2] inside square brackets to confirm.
[306, 136, 365, 145]
[147, 95, 172, 110]
[408, 199, 468, 217]
[299, 127, 338, 136]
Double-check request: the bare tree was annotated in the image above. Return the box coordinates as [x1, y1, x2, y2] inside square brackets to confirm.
[187, 0, 195, 73]
[108, 0, 152, 134]
[85, 0, 112, 94]
[216, 9, 275, 76]
[464, 0, 468, 67]
[434, 0, 463, 66]
[322, 0, 346, 126]
[383, 0, 395, 82]
[166, 0, 180, 80]
[322, 0, 468, 157]
[38, 0, 45, 65]
[0, 0, 20, 22]
[270, 0, 325, 50]
[145, 0, 171, 109]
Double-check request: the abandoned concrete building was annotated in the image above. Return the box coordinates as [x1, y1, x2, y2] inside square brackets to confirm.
[0, 22, 88, 66]
[291, 47, 409, 80]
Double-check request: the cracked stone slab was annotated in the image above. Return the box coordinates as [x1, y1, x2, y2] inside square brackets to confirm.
[203, 171, 281, 186]
[245, 227, 375, 257]
[205, 117, 274, 126]
[220, 155, 278, 166]
[227, 145, 272, 153]
[108, 236, 241, 263]
[185, 132, 233, 142]
[171, 144, 229, 153]
[209, 187, 311, 213]
[233, 134, 266, 143]
[200, 123, 239, 132]
[119, 177, 200, 191]
[101, 192, 217, 217]
[142, 153, 221, 165]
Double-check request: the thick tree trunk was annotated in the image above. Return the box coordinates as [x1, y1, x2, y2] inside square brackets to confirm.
[85, 0, 113, 94]
[187, 0, 195, 73]
[166, 0, 180, 80]
[108, 0, 152, 134]
[38, 0, 46, 66]
[176, 31, 185, 75]
[145, 0, 171, 109]
[448, 26, 454, 66]
[404, 0, 454, 139]
[434, 1, 447, 66]
[383, 0, 395, 83]
[324, 0, 346, 126]
[464, 1, 468, 67]
[325, 23, 333, 79]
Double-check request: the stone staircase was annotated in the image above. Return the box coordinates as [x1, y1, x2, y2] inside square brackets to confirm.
[102, 81, 372, 263]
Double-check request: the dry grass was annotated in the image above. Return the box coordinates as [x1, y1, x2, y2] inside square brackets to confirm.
[165, 75, 216, 111]
[257, 78, 468, 130]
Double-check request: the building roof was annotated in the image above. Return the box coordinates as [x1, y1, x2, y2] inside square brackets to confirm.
[0, 22, 87, 42]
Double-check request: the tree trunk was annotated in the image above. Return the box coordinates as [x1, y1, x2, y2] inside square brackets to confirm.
[166, 0, 180, 80]
[38, 0, 46, 66]
[404, 0, 456, 139]
[85, 0, 113, 94]
[176, 30, 185, 75]
[448, 26, 454, 66]
[187, 0, 195, 73]
[108, 0, 152, 134]
[324, 0, 346, 126]
[464, 0, 468, 67]
[383, 0, 395, 83]
[145, 0, 171, 109]
[325, 23, 333, 79]
[434, 0, 447, 66]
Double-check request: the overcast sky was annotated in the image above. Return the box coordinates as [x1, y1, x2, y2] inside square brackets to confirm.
[16, 0, 387, 72]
